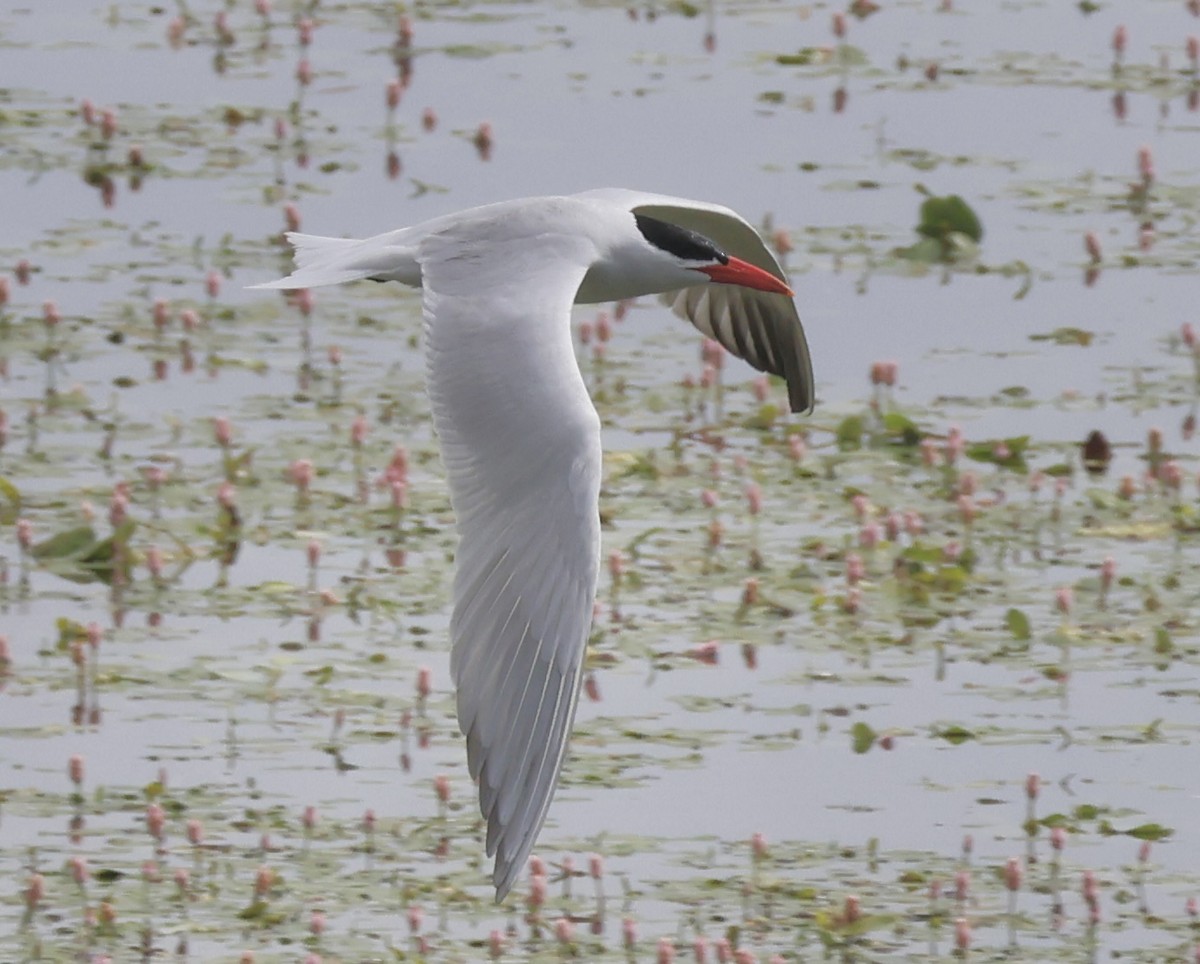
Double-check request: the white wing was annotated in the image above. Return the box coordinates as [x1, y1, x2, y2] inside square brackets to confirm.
[575, 188, 814, 413]
[420, 225, 601, 901]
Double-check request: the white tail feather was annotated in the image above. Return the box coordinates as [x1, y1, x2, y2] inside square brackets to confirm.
[250, 230, 422, 290]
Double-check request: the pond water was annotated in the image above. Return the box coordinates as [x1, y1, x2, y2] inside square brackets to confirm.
[2, 1, 1200, 961]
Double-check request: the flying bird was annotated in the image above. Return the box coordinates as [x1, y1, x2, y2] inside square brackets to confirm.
[253, 188, 814, 899]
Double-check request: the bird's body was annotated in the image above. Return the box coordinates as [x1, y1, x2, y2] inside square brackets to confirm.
[254, 189, 813, 899]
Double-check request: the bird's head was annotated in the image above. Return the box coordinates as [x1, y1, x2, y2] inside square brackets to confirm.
[631, 213, 794, 296]
[578, 211, 794, 304]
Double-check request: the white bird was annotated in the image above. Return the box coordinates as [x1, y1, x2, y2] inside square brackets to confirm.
[253, 188, 814, 899]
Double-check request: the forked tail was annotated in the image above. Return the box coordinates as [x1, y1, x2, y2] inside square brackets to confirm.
[250, 231, 420, 290]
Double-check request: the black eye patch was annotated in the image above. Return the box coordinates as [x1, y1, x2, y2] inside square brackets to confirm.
[634, 214, 728, 265]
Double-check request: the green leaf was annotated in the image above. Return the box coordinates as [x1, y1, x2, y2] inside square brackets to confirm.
[850, 721, 877, 754]
[31, 526, 98, 560]
[1029, 327, 1094, 347]
[1153, 627, 1173, 654]
[0, 475, 20, 512]
[881, 412, 921, 446]
[80, 520, 137, 566]
[836, 415, 864, 450]
[1005, 608, 1031, 641]
[916, 194, 984, 244]
[775, 47, 828, 66]
[1125, 823, 1173, 842]
[934, 725, 975, 745]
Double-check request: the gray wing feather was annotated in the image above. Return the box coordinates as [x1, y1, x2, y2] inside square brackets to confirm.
[421, 230, 601, 901]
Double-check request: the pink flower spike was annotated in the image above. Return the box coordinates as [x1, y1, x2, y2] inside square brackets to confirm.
[1055, 586, 1073, 616]
[146, 802, 166, 840]
[205, 269, 221, 299]
[1004, 856, 1022, 892]
[657, 937, 676, 963]
[69, 754, 85, 785]
[290, 458, 314, 493]
[1138, 145, 1155, 185]
[745, 482, 762, 515]
[1085, 231, 1102, 264]
[1100, 556, 1116, 592]
[25, 873, 45, 911]
[473, 121, 493, 159]
[42, 300, 61, 327]
[1113, 24, 1127, 58]
[152, 298, 170, 330]
[741, 578, 759, 607]
[954, 917, 970, 951]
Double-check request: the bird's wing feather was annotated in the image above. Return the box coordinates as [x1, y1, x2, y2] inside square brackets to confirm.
[420, 226, 601, 901]
[575, 188, 814, 413]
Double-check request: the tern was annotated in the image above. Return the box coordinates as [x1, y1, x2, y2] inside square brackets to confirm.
[254, 188, 814, 899]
